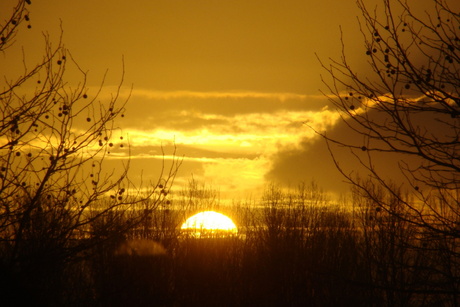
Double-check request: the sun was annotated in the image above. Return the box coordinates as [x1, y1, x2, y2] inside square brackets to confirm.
[181, 211, 237, 237]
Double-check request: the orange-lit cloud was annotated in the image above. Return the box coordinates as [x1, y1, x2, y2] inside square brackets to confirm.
[130, 88, 312, 102]
[102, 90, 342, 198]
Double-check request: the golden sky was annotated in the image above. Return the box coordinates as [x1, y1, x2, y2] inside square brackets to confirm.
[3, 0, 436, 198]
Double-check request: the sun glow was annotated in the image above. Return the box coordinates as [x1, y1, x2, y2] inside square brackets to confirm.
[181, 211, 238, 237]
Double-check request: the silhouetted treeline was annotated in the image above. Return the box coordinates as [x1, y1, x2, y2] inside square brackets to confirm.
[1, 182, 458, 306]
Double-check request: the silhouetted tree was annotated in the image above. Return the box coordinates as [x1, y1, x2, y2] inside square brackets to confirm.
[319, 0, 460, 304]
[0, 1, 180, 305]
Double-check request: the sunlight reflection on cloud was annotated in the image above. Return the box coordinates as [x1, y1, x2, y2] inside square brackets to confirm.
[93, 88, 343, 196]
[128, 88, 314, 102]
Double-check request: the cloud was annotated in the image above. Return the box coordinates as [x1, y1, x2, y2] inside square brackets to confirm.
[265, 135, 353, 194]
[130, 88, 314, 102]
[90, 86, 346, 196]
[98, 86, 331, 120]
[266, 95, 456, 195]
[118, 108, 340, 158]
[112, 107, 341, 197]
[191, 156, 270, 199]
[96, 86, 324, 104]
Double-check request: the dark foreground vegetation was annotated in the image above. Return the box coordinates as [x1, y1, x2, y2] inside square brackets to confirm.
[2, 182, 459, 307]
